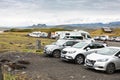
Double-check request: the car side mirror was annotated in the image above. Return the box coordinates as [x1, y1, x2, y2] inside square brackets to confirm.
[86, 47, 90, 51]
[63, 44, 66, 47]
[118, 54, 120, 58]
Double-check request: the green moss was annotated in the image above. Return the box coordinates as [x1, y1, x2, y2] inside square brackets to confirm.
[4, 73, 16, 80]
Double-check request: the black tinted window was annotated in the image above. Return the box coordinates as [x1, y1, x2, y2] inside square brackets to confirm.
[87, 35, 91, 38]
[65, 41, 77, 46]
[95, 44, 104, 48]
[87, 43, 96, 49]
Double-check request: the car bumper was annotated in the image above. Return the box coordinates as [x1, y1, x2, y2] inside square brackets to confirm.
[61, 54, 74, 61]
[85, 61, 107, 71]
[44, 50, 53, 55]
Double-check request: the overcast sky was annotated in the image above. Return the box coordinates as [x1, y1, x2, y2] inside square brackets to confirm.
[0, 0, 120, 27]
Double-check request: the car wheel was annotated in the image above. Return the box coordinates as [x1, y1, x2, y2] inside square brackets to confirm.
[106, 63, 115, 74]
[75, 55, 85, 64]
[53, 50, 61, 58]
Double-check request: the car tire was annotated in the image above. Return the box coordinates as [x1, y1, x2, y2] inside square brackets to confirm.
[75, 55, 85, 64]
[106, 63, 115, 74]
[53, 50, 61, 58]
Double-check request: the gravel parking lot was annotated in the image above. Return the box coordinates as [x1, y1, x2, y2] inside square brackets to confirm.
[1, 41, 120, 80]
[26, 55, 120, 80]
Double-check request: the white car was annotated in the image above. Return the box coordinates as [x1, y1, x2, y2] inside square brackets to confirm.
[61, 41, 107, 64]
[85, 47, 120, 74]
[28, 32, 41, 37]
[115, 37, 120, 42]
[99, 35, 109, 41]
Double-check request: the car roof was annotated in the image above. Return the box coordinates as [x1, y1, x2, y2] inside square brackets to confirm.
[91, 42, 105, 44]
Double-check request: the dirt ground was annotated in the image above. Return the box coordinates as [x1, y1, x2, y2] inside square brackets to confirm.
[0, 41, 120, 80]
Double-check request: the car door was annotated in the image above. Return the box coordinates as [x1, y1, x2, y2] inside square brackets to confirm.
[114, 51, 120, 69]
[65, 41, 78, 47]
[84, 43, 105, 56]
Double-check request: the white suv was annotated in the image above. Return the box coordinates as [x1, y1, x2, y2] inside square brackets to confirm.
[61, 41, 107, 64]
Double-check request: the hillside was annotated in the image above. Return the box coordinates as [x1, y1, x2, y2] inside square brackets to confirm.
[90, 28, 120, 37]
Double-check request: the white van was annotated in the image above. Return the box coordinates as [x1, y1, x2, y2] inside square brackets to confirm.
[56, 30, 92, 39]
[28, 31, 41, 37]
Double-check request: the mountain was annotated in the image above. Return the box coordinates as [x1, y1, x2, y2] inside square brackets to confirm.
[66, 21, 120, 28]
[0, 27, 11, 30]
[28, 24, 47, 28]
[109, 21, 120, 26]
[25, 21, 120, 29]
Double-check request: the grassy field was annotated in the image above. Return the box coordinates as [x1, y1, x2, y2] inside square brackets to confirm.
[90, 28, 120, 37]
[0, 32, 56, 53]
[0, 28, 120, 53]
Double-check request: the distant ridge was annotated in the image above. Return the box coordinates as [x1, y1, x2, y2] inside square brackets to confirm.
[65, 21, 120, 28]
[28, 24, 47, 28]
[26, 21, 120, 29]
[1, 21, 120, 29]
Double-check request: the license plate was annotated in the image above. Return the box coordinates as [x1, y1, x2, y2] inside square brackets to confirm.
[61, 55, 65, 58]
[86, 63, 93, 67]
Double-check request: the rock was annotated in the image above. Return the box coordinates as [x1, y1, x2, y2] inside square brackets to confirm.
[21, 71, 26, 74]
[7, 62, 27, 70]
[17, 60, 30, 65]
[70, 76, 74, 79]
[82, 76, 86, 79]
[0, 59, 10, 63]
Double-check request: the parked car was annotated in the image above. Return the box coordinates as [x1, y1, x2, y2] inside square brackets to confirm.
[94, 36, 100, 40]
[44, 40, 79, 58]
[115, 37, 120, 42]
[28, 31, 41, 37]
[108, 37, 117, 41]
[85, 47, 120, 74]
[99, 35, 109, 41]
[61, 41, 107, 64]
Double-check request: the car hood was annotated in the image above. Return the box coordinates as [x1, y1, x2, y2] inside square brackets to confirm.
[45, 45, 59, 49]
[63, 47, 82, 52]
[87, 53, 111, 60]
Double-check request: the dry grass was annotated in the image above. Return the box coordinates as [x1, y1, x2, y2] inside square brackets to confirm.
[0, 32, 56, 53]
[0, 28, 119, 53]
[4, 72, 32, 80]
[89, 28, 120, 37]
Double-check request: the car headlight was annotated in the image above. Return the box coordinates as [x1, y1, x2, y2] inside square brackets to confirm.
[68, 51, 76, 54]
[45, 47, 52, 51]
[97, 58, 109, 62]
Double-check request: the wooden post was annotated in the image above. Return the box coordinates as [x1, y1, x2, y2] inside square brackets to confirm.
[36, 40, 41, 49]
[48, 32, 51, 38]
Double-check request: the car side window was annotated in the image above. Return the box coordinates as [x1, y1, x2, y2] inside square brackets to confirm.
[115, 51, 120, 57]
[65, 41, 75, 46]
[95, 44, 104, 48]
[87, 43, 96, 49]
[87, 35, 91, 38]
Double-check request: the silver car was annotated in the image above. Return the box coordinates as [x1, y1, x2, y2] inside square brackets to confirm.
[44, 40, 79, 58]
[85, 47, 120, 74]
[61, 42, 107, 64]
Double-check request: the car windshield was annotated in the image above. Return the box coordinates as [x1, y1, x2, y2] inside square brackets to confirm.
[97, 48, 119, 55]
[73, 42, 88, 48]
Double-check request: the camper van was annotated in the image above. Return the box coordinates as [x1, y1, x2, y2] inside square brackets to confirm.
[55, 30, 93, 41]
[28, 31, 41, 37]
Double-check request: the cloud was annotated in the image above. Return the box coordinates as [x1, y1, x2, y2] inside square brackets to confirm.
[0, 0, 120, 26]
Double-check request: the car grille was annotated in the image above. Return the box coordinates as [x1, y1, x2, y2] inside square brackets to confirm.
[86, 59, 96, 65]
[62, 51, 67, 54]
[44, 47, 47, 50]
